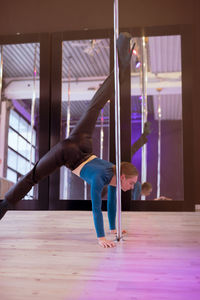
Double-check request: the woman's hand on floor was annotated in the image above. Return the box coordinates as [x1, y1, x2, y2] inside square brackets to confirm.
[98, 237, 116, 248]
[110, 229, 127, 235]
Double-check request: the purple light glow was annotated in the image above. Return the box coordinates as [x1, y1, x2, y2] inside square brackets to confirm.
[12, 99, 31, 123]
[135, 61, 141, 69]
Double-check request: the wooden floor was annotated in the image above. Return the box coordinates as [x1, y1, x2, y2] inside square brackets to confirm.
[0, 211, 200, 300]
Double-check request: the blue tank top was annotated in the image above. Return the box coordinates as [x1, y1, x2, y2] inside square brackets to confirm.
[80, 158, 116, 237]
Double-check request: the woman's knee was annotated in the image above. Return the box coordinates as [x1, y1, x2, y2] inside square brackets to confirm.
[34, 139, 73, 180]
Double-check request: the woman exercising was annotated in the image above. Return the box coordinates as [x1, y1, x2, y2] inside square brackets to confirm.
[0, 32, 138, 248]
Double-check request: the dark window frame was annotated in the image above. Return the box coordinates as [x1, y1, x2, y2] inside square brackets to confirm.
[0, 24, 194, 212]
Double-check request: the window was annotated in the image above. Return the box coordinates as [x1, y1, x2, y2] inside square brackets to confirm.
[6, 109, 36, 199]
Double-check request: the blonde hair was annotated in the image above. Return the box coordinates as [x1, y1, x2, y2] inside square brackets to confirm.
[141, 182, 152, 191]
[113, 162, 138, 178]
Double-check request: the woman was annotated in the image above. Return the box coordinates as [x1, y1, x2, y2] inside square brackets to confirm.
[0, 32, 138, 248]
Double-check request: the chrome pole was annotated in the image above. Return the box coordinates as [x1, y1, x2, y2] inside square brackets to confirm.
[156, 89, 162, 198]
[84, 181, 87, 201]
[66, 56, 72, 139]
[100, 109, 104, 160]
[114, 0, 122, 241]
[65, 56, 72, 200]
[141, 36, 148, 200]
[30, 44, 38, 170]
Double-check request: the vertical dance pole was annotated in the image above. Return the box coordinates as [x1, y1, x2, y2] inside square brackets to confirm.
[114, 0, 122, 241]
[64, 56, 72, 199]
[100, 109, 104, 159]
[84, 176, 87, 200]
[156, 88, 162, 198]
[141, 37, 148, 200]
[65, 57, 72, 139]
[30, 44, 38, 170]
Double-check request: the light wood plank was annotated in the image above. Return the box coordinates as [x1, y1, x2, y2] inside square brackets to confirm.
[0, 211, 200, 300]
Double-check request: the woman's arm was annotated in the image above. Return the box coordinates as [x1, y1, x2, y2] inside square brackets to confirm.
[91, 181, 116, 248]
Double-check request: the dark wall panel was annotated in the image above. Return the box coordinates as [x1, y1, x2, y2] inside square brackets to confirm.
[0, 0, 193, 35]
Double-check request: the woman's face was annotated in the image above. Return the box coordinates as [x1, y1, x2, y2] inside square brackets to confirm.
[120, 174, 138, 192]
[142, 188, 152, 196]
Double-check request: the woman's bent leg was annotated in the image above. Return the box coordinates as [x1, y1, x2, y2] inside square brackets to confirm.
[2, 139, 76, 208]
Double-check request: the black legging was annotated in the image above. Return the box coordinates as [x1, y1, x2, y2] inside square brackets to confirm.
[4, 71, 116, 205]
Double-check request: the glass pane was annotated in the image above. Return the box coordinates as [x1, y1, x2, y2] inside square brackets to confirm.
[60, 38, 110, 200]
[19, 117, 29, 139]
[131, 35, 183, 201]
[8, 128, 18, 151]
[17, 156, 27, 175]
[7, 168, 17, 183]
[0, 42, 40, 200]
[27, 124, 32, 143]
[32, 130, 36, 146]
[27, 125, 36, 145]
[18, 136, 28, 157]
[9, 109, 20, 131]
[31, 146, 35, 163]
[7, 149, 17, 170]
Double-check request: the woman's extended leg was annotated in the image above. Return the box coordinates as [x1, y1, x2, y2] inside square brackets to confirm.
[69, 32, 133, 139]
[68, 32, 133, 157]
